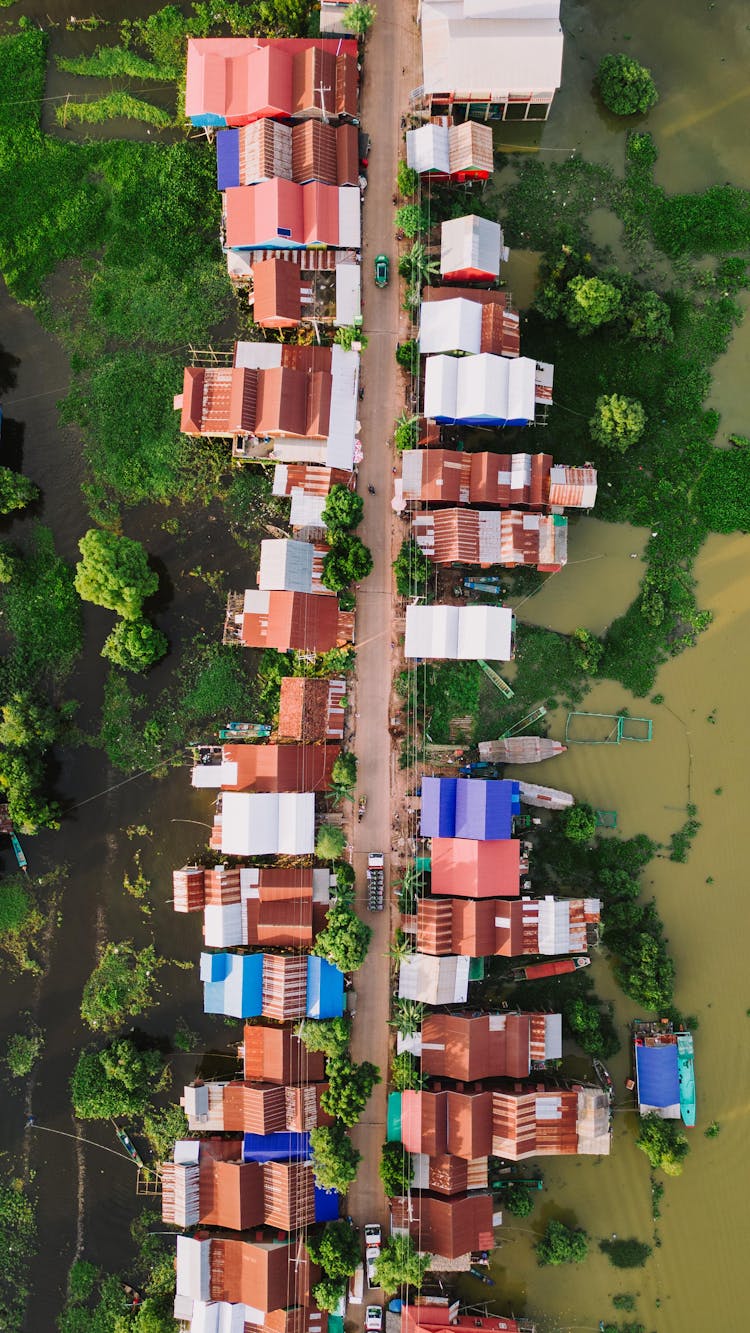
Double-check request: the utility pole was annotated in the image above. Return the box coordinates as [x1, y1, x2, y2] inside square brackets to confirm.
[315, 81, 332, 125]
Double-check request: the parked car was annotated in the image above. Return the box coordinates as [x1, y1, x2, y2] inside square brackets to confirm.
[366, 1307, 383, 1333]
[366, 1247, 380, 1289]
[374, 254, 389, 288]
[364, 1223, 382, 1248]
[359, 131, 370, 168]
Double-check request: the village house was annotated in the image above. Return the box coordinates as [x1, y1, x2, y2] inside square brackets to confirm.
[208, 789, 316, 857]
[180, 1076, 332, 1135]
[172, 864, 333, 950]
[421, 777, 521, 839]
[229, 250, 362, 330]
[403, 1011, 563, 1080]
[416, 0, 564, 123]
[277, 675, 346, 743]
[190, 742, 339, 793]
[440, 214, 508, 283]
[223, 589, 351, 653]
[411, 508, 568, 572]
[200, 951, 345, 1020]
[423, 353, 553, 428]
[419, 289, 520, 357]
[216, 118, 360, 189]
[405, 121, 494, 181]
[398, 952, 472, 1006]
[184, 37, 359, 128]
[401, 1302, 536, 1333]
[400, 449, 597, 512]
[408, 893, 602, 958]
[223, 179, 361, 252]
[173, 1233, 327, 1333]
[390, 1191, 498, 1263]
[404, 605, 515, 661]
[161, 1138, 339, 1230]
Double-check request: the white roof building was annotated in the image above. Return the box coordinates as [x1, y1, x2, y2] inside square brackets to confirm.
[404, 604, 514, 661]
[419, 297, 483, 355]
[423, 352, 545, 426]
[334, 261, 362, 327]
[258, 538, 314, 592]
[420, 0, 564, 112]
[406, 124, 451, 174]
[219, 791, 316, 856]
[399, 953, 470, 1005]
[440, 214, 507, 280]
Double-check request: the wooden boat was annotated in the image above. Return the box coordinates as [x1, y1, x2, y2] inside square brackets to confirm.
[593, 1058, 615, 1102]
[677, 1032, 696, 1127]
[518, 780, 574, 810]
[10, 832, 27, 872]
[507, 956, 590, 982]
[469, 1268, 495, 1285]
[478, 737, 567, 765]
[113, 1122, 145, 1168]
[218, 722, 271, 740]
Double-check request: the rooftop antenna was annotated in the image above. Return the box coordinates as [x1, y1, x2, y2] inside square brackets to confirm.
[315, 81, 332, 125]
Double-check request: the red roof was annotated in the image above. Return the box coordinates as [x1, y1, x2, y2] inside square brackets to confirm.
[242, 1025, 324, 1084]
[393, 1192, 494, 1260]
[180, 366, 257, 436]
[208, 1237, 313, 1313]
[430, 838, 521, 898]
[420, 1012, 533, 1081]
[185, 38, 358, 125]
[241, 591, 340, 651]
[253, 258, 302, 327]
[402, 1306, 525, 1333]
[220, 742, 337, 792]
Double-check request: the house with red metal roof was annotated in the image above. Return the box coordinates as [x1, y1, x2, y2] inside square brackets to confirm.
[172, 862, 332, 950]
[411, 894, 601, 958]
[406, 121, 494, 181]
[217, 119, 359, 189]
[430, 837, 523, 898]
[180, 1078, 332, 1134]
[174, 1233, 327, 1333]
[184, 37, 358, 128]
[241, 1023, 325, 1085]
[223, 179, 360, 251]
[190, 742, 338, 793]
[390, 1191, 497, 1262]
[411, 508, 568, 572]
[161, 1139, 338, 1231]
[409, 1011, 562, 1081]
[401, 1303, 535, 1333]
[277, 676, 346, 743]
[224, 589, 347, 652]
[400, 449, 598, 512]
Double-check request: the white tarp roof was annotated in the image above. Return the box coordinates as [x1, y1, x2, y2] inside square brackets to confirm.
[258, 538, 314, 592]
[420, 1, 563, 99]
[424, 353, 537, 424]
[204, 902, 244, 948]
[191, 762, 232, 789]
[544, 1013, 563, 1060]
[234, 342, 283, 370]
[398, 953, 470, 1004]
[290, 489, 327, 529]
[338, 186, 361, 248]
[401, 451, 425, 498]
[220, 792, 316, 855]
[405, 604, 513, 660]
[440, 214, 505, 278]
[335, 262, 362, 327]
[176, 1235, 210, 1301]
[419, 297, 482, 354]
[406, 124, 451, 174]
[463, 0, 560, 16]
[423, 354, 458, 420]
[326, 343, 359, 470]
[537, 896, 571, 954]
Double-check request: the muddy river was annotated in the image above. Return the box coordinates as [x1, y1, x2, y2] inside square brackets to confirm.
[1, 0, 749, 1327]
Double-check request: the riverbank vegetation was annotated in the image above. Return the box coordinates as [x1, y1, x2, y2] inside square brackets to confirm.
[58, 1215, 177, 1333]
[0, 1175, 37, 1332]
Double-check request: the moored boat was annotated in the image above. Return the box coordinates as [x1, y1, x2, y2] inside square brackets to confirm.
[507, 955, 591, 982]
[478, 737, 567, 764]
[593, 1058, 614, 1102]
[518, 780, 574, 810]
[677, 1032, 696, 1127]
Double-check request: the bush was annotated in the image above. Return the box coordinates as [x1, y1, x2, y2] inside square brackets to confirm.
[316, 824, 347, 861]
[142, 1104, 188, 1160]
[373, 1235, 429, 1296]
[397, 160, 419, 197]
[306, 1218, 361, 1279]
[565, 274, 622, 333]
[562, 803, 597, 844]
[590, 393, 646, 452]
[68, 1260, 99, 1304]
[101, 616, 168, 672]
[636, 1113, 689, 1175]
[390, 1051, 425, 1091]
[536, 1219, 589, 1266]
[75, 529, 158, 619]
[3, 1024, 43, 1078]
[503, 1183, 536, 1217]
[321, 484, 364, 531]
[394, 413, 419, 452]
[341, 1, 376, 35]
[600, 1238, 652, 1268]
[597, 54, 659, 116]
[1, 525, 83, 686]
[71, 1039, 165, 1119]
[570, 627, 604, 674]
[313, 904, 372, 972]
[0, 1177, 37, 1333]
[331, 751, 357, 789]
[379, 1141, 414, 1197]
[57, 92, 174, 128]
[321, 1055, 380, 1126]
[395, 204, 429, 237]
[310, 1123, 362, 1192]
[0, 467, 38, 515]
[393, 538, 431, 597]
[297, 1017, 351, 1058]
[627, 290, 673, 345]
[80, 941, 163, 1031]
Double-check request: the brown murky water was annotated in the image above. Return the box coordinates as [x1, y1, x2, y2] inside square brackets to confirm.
[3, 0, 750, 1326]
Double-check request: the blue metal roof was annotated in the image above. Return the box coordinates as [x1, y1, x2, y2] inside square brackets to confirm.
[306, 956, 345, 1018]
[216, 128, 240, 190]
[635, 1042, 680, 1109]
[314, 1183, 340, 1222]
[201, 952, 263, 1018]
[420, 777, 457, 838]
[242, 1131, 310, 1162]
[454, 778, 519, 840]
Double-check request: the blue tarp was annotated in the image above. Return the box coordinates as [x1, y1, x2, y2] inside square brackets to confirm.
[635, 1043, 680, 1109]
[242, 1131, 310, 1162]
[190, 111, 228, 128]
[306, 956, 345, 1018]
[455, 778, 519, 840]
[217, 128, 240, 190]
[201, 952, 263, 1018]
[420, 777, 457, 837]
[433, 412, 532, 428]
[314, 1184, 340, 1222]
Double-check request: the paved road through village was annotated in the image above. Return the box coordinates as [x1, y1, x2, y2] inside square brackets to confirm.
[348, 0, 420, 1252]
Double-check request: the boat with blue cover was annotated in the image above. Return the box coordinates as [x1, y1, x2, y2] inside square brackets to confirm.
[677, 1032, 696, 1127]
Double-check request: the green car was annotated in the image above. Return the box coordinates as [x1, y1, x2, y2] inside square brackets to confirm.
[374, 253, 389, 287]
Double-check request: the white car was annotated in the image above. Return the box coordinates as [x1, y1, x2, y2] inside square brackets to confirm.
[366, 1306, 383, 1333]
[364, 1224, 382, 1248]
[365, 1246, 380, 1289]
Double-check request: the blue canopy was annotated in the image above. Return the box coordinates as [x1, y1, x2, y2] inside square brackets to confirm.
[242, 1131, 310, 1162]
[306, 956, 345, 1018]
[454, 778, 519, 840]
[420, 777, 457, 837]
[635, 1043, 680, 1110]
[216, 128, 240, 189]
[314, 1184, 340, 1222]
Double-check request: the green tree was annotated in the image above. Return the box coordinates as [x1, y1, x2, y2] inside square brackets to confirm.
[570, 627, 604, 674]
[399, 240, 440, 289]
[379, 1141, 414, 1197]
[597, 53, 659, 116]
[389, 998, 425, 1037]
[307, 1218, 361, 1278]
[321, 533, 374, 591]
[562, 803, 597, 844]
[3, 1024, 43, 1078]
[334, 325, 368, 352]
[74, 528, 158, 619]
[297, 1016, 352, 1058]
[397, 160, 419, 197]
[390, 1050, 426, 1091]
[396, 339, 419, 375]
[80, 940, 163, 1031]
[395, 204, 429, 238]
[312, 1276, 346, 1313]
[565, 274, 622, 333]
[331, 751, 357, 791]
[393, 538, 430, 597]
[504, 1183, 536, 1218]
[627, 289, 673, 345]
[590, 393, 646, 452]
[321, 484, 364, 531]
[373, 1234, 429, 1296]
[636, 1113, 690, 1175]
[0, 467, 38, 515]
[314, 904, 372, 972]
[316, 823, 347, 861]
[142, 1104, 188, 1160]
[70, 1038, 166, 1119]
[536, 1219, 589, 1267]
[321, 1055, 381, 1126]
[0, 544, 20, 583]
[394, 413, 419, 452]
[0, 693, 57, 749]
[0, 750, 60, 833]
[599, 1237, 652, 1268]
[616, 931, 675, 1010]
[342, 1, 377, 36]
[310, 1123, 362, 1193]
[101, 616, 168, 672]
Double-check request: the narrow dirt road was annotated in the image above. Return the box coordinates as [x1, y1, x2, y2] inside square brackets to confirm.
[347, 0, 420, 1243]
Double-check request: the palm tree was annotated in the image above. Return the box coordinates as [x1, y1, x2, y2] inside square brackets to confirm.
[389, 928, 415, 963]
[389, 998, 426, 1037]
[398, 240, 440, 290]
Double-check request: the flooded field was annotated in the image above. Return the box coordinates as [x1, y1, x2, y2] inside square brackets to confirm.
[1, 0, 750, 1327]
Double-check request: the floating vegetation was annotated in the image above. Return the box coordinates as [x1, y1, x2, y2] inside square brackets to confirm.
[56, 92, 174, 129]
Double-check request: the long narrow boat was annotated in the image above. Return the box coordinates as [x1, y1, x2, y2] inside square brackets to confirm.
[593, 1058, 615, 1102]
[112, 1122, 145, 1168]
[518, 781, 574, 810]
[10, 832, 27, 872]
[478, 737, 567, 764]
[507, 956, 591, 982]
[677, 1032, 696, 1127]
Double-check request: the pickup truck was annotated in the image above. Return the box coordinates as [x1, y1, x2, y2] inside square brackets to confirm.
[366, 854, 384, 912]
[364, 1223, 382, 1287]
